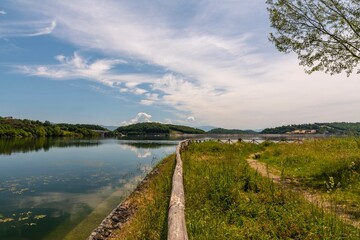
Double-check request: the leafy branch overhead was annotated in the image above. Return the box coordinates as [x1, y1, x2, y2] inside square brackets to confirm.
[267, 0, 360, 75]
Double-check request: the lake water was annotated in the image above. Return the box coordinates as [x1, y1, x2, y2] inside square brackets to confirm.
[0, 138, 178, 240]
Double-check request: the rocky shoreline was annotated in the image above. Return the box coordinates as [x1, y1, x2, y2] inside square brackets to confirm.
[88, 167, 161, 240]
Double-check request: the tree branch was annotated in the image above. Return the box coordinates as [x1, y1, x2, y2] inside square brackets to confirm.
[303, 1, 360, 57]
[321, 0, 360, 39]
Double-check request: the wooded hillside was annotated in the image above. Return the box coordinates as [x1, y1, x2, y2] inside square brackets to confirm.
[115, 122, 205, 135]
[261, 122, 360, 135]
[0, 117, 108, 138]
[207, 128, 257, 134]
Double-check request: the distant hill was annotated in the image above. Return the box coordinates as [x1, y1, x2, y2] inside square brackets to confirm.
[115, 122, 205, 135]
[197, 125, 218, 131]
[261, 122, 360, 135]
[207, 128, 257, 134]
[101, 125, 118, 131]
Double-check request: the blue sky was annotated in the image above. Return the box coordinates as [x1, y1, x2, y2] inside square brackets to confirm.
[1, 0, 360, 129]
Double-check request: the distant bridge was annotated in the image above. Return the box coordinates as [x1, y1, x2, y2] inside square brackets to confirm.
[91, 130, 111, 137]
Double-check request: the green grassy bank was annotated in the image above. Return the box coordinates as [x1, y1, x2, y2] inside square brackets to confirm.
[183, 141, 359, 239]
[259, 138, 360, 219]
[111, 139, 359, 239]
[110, 154, 176, 240]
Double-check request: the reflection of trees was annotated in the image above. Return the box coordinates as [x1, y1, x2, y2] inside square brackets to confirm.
[0, 138, 101, 155]
[118, 135, 188, 140]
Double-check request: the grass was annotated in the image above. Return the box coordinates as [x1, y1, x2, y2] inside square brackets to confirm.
[182, 141, 359, 239]
[259, 138, 360, 217]
[110, 153, 176, 240]
[108, 138, 359, 239]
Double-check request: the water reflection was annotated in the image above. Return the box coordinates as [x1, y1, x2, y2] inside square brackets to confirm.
[122, 141, 178, 148]
[0, 138, 177, 240]
[0, 138, 101, 155]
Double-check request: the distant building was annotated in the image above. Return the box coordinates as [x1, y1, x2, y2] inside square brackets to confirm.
[287, 129, 316, 134]
[4, 116, 13, 120]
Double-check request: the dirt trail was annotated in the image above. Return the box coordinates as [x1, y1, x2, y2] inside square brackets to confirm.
[247, 154, 360, 229]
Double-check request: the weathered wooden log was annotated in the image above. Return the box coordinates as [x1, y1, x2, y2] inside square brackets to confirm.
[167, 140, 189, 240]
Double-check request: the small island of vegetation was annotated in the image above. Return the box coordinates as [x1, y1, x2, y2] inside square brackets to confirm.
[207, 128, 257, 134]
[114, 122, 205, 136]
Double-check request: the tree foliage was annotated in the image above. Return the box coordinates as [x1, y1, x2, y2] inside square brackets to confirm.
[0, 117, 108, 138]
[116, 122, 169, 135]
[267, 0, 360, 75]
[261, 122, 360, 135]
[115, 122, 205, 135]
[207, 128, 257, 134]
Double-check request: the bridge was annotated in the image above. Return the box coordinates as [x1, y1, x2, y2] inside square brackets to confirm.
[91, 130, 111, 137]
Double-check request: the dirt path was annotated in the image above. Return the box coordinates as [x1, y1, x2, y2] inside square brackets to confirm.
[247, 154, 360, 229]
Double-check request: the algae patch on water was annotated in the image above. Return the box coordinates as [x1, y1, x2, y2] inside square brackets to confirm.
[34, 215, 47, 220]
[0, 218, 15, 223]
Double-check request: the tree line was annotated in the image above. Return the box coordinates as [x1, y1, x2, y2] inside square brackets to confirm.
[115, 122, 205, 135]
[0, 117, 108, 138]
[261, 122, 360, 135]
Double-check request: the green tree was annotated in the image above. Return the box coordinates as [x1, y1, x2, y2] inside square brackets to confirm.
[53, 126, 63, 136]
[267, 0, 360, 75]
[35, 127, 47, 137]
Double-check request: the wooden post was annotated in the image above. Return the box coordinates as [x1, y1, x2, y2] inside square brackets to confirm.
[167, 141, 189, 240]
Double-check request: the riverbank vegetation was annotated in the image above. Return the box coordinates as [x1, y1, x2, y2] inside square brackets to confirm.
[182, 141, 359, 239]
[0, 117, 108, 138]
[110, 154, 176, 240]
[109, 139, 359, 239]
[259, 138, 360, 219]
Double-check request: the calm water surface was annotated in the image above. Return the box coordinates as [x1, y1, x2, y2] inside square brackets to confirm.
[0, 138, 177, 240]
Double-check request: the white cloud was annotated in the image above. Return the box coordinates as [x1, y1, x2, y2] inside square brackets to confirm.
[140, 100, 154, 106]
[164, 118, 173, 124]
[27, 19, 57, 36]
[0, 10, 6, 15]
[18, 52, 156, 87]
[187, 116, 196, 122]
[140, 93, 159, 106]
[119, 145, 152, 158]
[0, 19, 56, 37]
[133, 88, 147, 95]
[121, 112, 152, 126]
[8, 0, 360, 128]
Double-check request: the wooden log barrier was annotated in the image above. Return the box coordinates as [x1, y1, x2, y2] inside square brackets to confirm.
[167, 140, 189, 240]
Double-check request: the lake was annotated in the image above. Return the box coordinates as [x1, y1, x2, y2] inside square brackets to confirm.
[0, 138, 178, 240]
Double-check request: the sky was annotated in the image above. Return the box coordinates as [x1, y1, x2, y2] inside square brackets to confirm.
[0, 0, 359, 129]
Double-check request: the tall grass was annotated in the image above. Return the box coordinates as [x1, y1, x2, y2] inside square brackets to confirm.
[183, 141, 359, 239]
[260, 138, 360, 217]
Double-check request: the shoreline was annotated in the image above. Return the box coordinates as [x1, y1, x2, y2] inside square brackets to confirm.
[88, 157, 168, 240]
